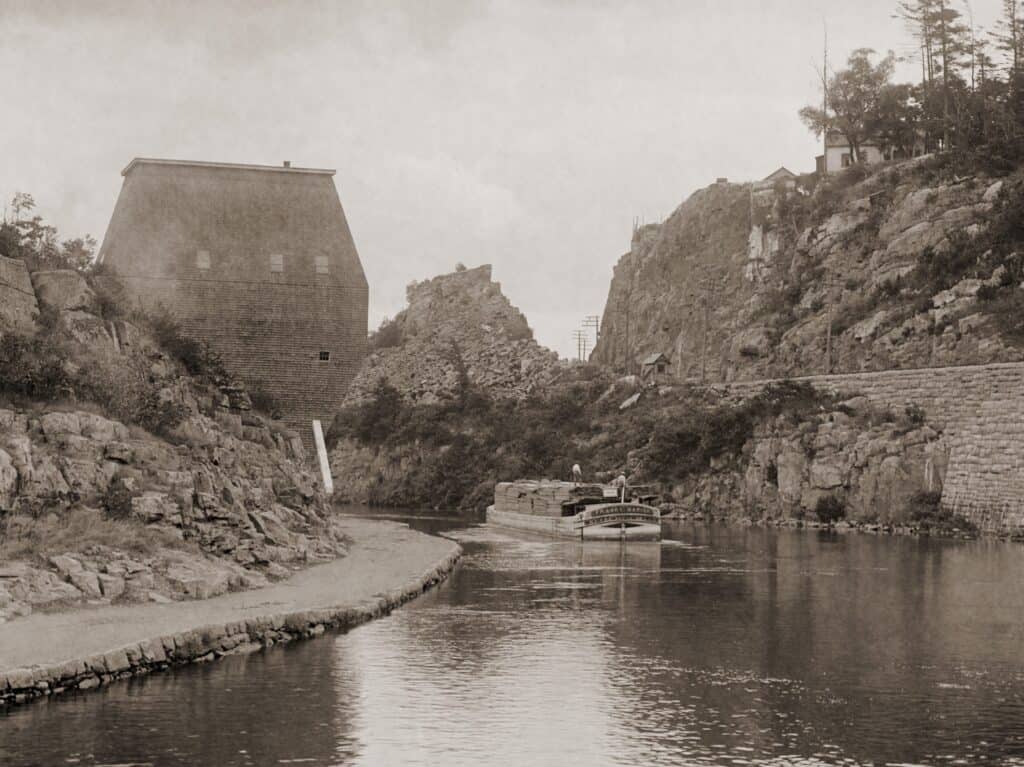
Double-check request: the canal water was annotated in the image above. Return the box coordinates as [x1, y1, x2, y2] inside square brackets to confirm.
[4, 511, 1024, 766]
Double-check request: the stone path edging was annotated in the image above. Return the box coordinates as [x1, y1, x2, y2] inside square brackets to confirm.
[0, 540, 461, 707]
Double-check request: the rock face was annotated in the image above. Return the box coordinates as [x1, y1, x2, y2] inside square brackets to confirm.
[0, 402, 345, 621]
[663, 397, 947, 525]
[344, 264, 561, 405]
[592, 164, 1020, 380]
[0, 261, 348, 623]
[0, 254, 40, 330]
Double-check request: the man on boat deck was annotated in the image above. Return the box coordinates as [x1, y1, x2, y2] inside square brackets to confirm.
[615, 473, 628, 502]
[572, 463, 582, 485]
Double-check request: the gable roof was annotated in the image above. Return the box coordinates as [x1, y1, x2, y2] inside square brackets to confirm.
[99, 158, 366, 290]
[763, 166, 797, 182]
[641, 352, 670, 366]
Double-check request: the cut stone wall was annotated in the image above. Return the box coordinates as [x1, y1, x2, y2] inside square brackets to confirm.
[710, 361, 1024, 532]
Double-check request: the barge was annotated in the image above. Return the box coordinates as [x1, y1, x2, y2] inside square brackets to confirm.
[486, 480, 661, 541]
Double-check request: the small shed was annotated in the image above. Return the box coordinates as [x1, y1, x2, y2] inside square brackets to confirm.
[640, 352, 672, 383]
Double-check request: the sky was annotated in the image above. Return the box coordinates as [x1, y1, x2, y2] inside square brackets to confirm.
[0, 0, 1004, 358]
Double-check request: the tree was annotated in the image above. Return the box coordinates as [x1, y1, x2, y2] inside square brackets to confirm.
[800, 49, 895, 163]
[994, 0, 1024, 123]
[876, 82, 923, 157]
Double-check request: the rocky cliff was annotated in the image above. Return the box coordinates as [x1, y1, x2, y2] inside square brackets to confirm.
[0, 259, 345, 622]
[592, 159, 1022, 381]
[344, 264, 561, 404]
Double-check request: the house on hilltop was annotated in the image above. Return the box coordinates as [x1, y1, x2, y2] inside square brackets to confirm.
[752, 167, 799, 195]
[98, 158, 369, 449]
[816, 131, 885, 174]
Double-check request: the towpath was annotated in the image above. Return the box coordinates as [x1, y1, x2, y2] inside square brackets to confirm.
[0, 517, 459, 676]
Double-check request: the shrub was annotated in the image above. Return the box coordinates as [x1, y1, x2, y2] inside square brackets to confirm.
[0, 333, 73, 400]
[982, 290, 1024, 344]
[247, 378, 283, 418]
[814, 495, 846, 524]
[102, 475, 137, 520]
[89, 264, 128, 321]
[976, 282, 1000, 302]
[332, 378, 404, 445]
[369, 317, 404, 350]
[903, 403, 926, 426]
[908, 491, 978, 535]
[148, 310, 227, 380]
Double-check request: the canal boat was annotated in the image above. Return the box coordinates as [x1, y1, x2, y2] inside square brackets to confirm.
[486, 480, 661, 541]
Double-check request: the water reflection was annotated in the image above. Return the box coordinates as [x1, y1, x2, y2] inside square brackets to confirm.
[4, 513, 1024, 766]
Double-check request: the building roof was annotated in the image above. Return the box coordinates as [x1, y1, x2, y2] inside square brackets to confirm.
[762, 166, 797, 182]
[99, 157, 366, 290]
[641, 352, 670, 366]
[121, 158, 336, 177]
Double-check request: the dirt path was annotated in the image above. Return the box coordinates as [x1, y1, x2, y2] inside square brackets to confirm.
[0, 517, 460, 697]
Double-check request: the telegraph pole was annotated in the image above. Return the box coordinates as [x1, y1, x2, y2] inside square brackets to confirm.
[617, 294, 632, 375]
[583, 315, 600, 345]
[693, 264, 725, 384]
[823, 275, 843, 373]
[571, 330, 586, 362]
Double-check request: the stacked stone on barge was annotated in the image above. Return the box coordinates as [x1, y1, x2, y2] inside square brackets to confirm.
[488, 480, 661, 541]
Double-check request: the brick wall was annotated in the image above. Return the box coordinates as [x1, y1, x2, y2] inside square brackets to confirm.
[709, 361, 1024, 531]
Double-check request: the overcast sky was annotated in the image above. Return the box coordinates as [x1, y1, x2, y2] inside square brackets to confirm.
[1, 0, 1002, 357]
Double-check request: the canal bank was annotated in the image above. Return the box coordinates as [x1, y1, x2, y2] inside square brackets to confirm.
[0, 518, 461, 706]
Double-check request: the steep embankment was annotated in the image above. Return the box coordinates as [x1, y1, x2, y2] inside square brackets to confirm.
[593, 158, 1023, 380]
[0, 258, 345, 623]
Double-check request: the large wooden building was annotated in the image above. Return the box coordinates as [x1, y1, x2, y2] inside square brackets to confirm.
[98, 158, 368, 448]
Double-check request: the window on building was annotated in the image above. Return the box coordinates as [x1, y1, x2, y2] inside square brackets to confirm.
[841, 153, 853, 168]
[315, 256, 329, 274]
[319, 351, 331, 361]
[196, 249, 211, 270]
[270, 254, 284, 273]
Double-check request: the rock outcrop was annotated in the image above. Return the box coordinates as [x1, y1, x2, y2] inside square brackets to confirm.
[592, 162, 1022, 381]
[0, 264, 346, 623]
[665, 398, 948, 525]
[0, 254, 39, 330]
[344, 264, 561, 405]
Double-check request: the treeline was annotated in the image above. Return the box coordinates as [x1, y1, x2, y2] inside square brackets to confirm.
[0, 192, 97, 272]
[801, 0, 1024, 170]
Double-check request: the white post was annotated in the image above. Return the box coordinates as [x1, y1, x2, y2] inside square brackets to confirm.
[312, 420, 334, 494]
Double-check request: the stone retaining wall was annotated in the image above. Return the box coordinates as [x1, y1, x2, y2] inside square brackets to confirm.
[707, 361, 1024, 532]
[0, 547, 461, 707]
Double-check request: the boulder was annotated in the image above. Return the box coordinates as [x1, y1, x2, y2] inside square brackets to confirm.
[163, 561, 231, 600]
[68, 570, 103, 599]
[130, 492, 182, 525]
[31, 270, 97, 313]
[97, 573, 125, 599]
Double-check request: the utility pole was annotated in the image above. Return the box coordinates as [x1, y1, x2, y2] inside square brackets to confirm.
[571, 330, 586, 362]
[823, 20, 829, 165]
[582, 315, 600, 358]
[823, 275, 843, 374]
[617, 293, 632, 375]
[693, 264, 725, 384]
